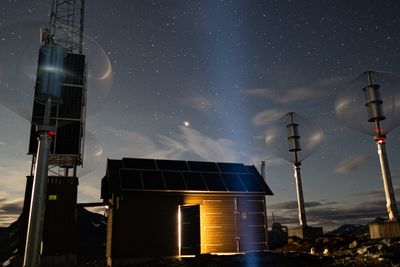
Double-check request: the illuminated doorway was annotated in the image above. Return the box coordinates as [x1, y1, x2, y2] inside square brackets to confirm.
[179, 204, 200, 256]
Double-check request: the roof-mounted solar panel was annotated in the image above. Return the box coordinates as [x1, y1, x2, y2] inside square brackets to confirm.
[202, 172, 227, 191]
[163, 171, 187, 190]
[217, 162, 248, 173]
[182, 172, 207, 191]
[103, 158, 274, 197]
[156, 159, 189, 171]
[119, 169, 143, 190]
[123, 158, 157, 170]
[188, 161, 219, 172]
[221, 173, 246, 191]
[239, 174, 264, 192]
[142, 170, 165, 190]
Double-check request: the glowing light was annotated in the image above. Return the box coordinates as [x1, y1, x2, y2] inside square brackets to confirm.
[40, 65, 64, 74]
[183, 121, 190, 127]
[178, 205, 181, 257]
[48, 131, 56, 136]
[375, 136, 386, 143]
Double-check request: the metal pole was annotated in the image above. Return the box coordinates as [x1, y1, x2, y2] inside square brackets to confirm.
[260, 160, 269, 248]
[24, 98, 53, 267]
[294, 163, 307, 227]
[376, 138, 399, 221]
[260, 160, 266, 180]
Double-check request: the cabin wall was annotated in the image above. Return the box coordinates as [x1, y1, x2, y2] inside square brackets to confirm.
[108, 193, 184, 260]
[107, 192, 267, 265]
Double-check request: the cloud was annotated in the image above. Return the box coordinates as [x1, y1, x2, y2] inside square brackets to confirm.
[251, 109, 285, 126]
[267, 195, 397, 231]
[246, 87, 327, 104]
[334, 155, 370, 174]
[246, 77, 344, 104]
[269, 200, 323, 209]
[102, 125, 243, 163]
[0, 197, 24, 227]
[181, 95, 215, 113]
[173, 126, 240, 162]
[79, 184, 101, 200]
[269, 184, 400, 230]
[355, 186, 400, 198]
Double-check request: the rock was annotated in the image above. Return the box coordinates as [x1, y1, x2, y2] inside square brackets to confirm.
[349, 240, 358, 249]
[356, 247, 368, 255]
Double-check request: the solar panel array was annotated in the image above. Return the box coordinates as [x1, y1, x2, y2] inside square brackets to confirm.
[111, 158, 271, 193]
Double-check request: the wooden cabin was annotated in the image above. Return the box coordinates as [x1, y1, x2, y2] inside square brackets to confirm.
[101, 158, 273, 266]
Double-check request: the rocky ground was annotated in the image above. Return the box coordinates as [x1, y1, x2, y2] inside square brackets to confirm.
[74, 235, 400, 267]
[2, 210, 400, 267]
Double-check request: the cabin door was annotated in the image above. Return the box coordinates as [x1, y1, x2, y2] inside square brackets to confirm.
[179, 204, 200, 255]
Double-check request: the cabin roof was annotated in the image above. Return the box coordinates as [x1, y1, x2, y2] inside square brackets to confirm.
[101, 158, 273, 199]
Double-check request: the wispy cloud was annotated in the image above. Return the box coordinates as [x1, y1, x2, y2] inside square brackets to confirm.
[247, 87, 327, 103]
[334, 155, 370, 174]
[246, 77, 343, 104]
[0, 197, 24, 227]
[181, 95, 215, 113]
[102, 125, 243, 163]
[269, 200, 323, 209]
[267, 198, 395, 230]
[251, 109, 285, 127]
[355, 186, 400, 198]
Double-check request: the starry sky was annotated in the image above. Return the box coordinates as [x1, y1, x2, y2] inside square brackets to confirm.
[1, 0, 400, 230]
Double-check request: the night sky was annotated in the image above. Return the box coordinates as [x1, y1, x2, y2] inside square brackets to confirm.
[1, 0, 400, 230]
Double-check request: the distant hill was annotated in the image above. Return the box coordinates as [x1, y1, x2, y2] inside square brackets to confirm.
[326, 224, 369, 237]
[0, 206, 106, 266]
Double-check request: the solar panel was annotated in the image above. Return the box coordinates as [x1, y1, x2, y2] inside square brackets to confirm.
[142, 170, 165, 190]
[217, 162, 248, 173]
[123, 158, 157, 170]
[202, 172, 227, 191]
[221, 173, 246, 191]
[239, 174, 264, 192]
[188, 161, 219, 172]
[156, 159, 189, 171]
[163, 171, 187, 190]
[182, 172, 207, 191]
[119, 169, 143, 190]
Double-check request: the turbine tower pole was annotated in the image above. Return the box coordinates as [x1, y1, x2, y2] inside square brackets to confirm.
[23, 1, 86, 266]
[364, 71, 399, 221]
[287, 112, 307, 227]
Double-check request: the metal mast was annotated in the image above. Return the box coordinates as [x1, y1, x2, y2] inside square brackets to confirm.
[23, 1, 86, 266]
[364, 71, 399, 221]
[286, 112, 307, 227]
[50, 0, 85, 54]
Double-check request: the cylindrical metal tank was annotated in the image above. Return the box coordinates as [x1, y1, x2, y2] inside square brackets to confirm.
[286, 123, 301, 152]
[35, 44, 66, 103]
[363, 85, 385, 122]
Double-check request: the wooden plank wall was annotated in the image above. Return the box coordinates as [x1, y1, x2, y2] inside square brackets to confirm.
[183, 195, 238, 253]
[107, 192, 268, 263]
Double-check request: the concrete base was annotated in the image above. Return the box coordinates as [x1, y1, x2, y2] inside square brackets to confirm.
[369, 221, 400, 239]
[288, 226, 323, 238]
